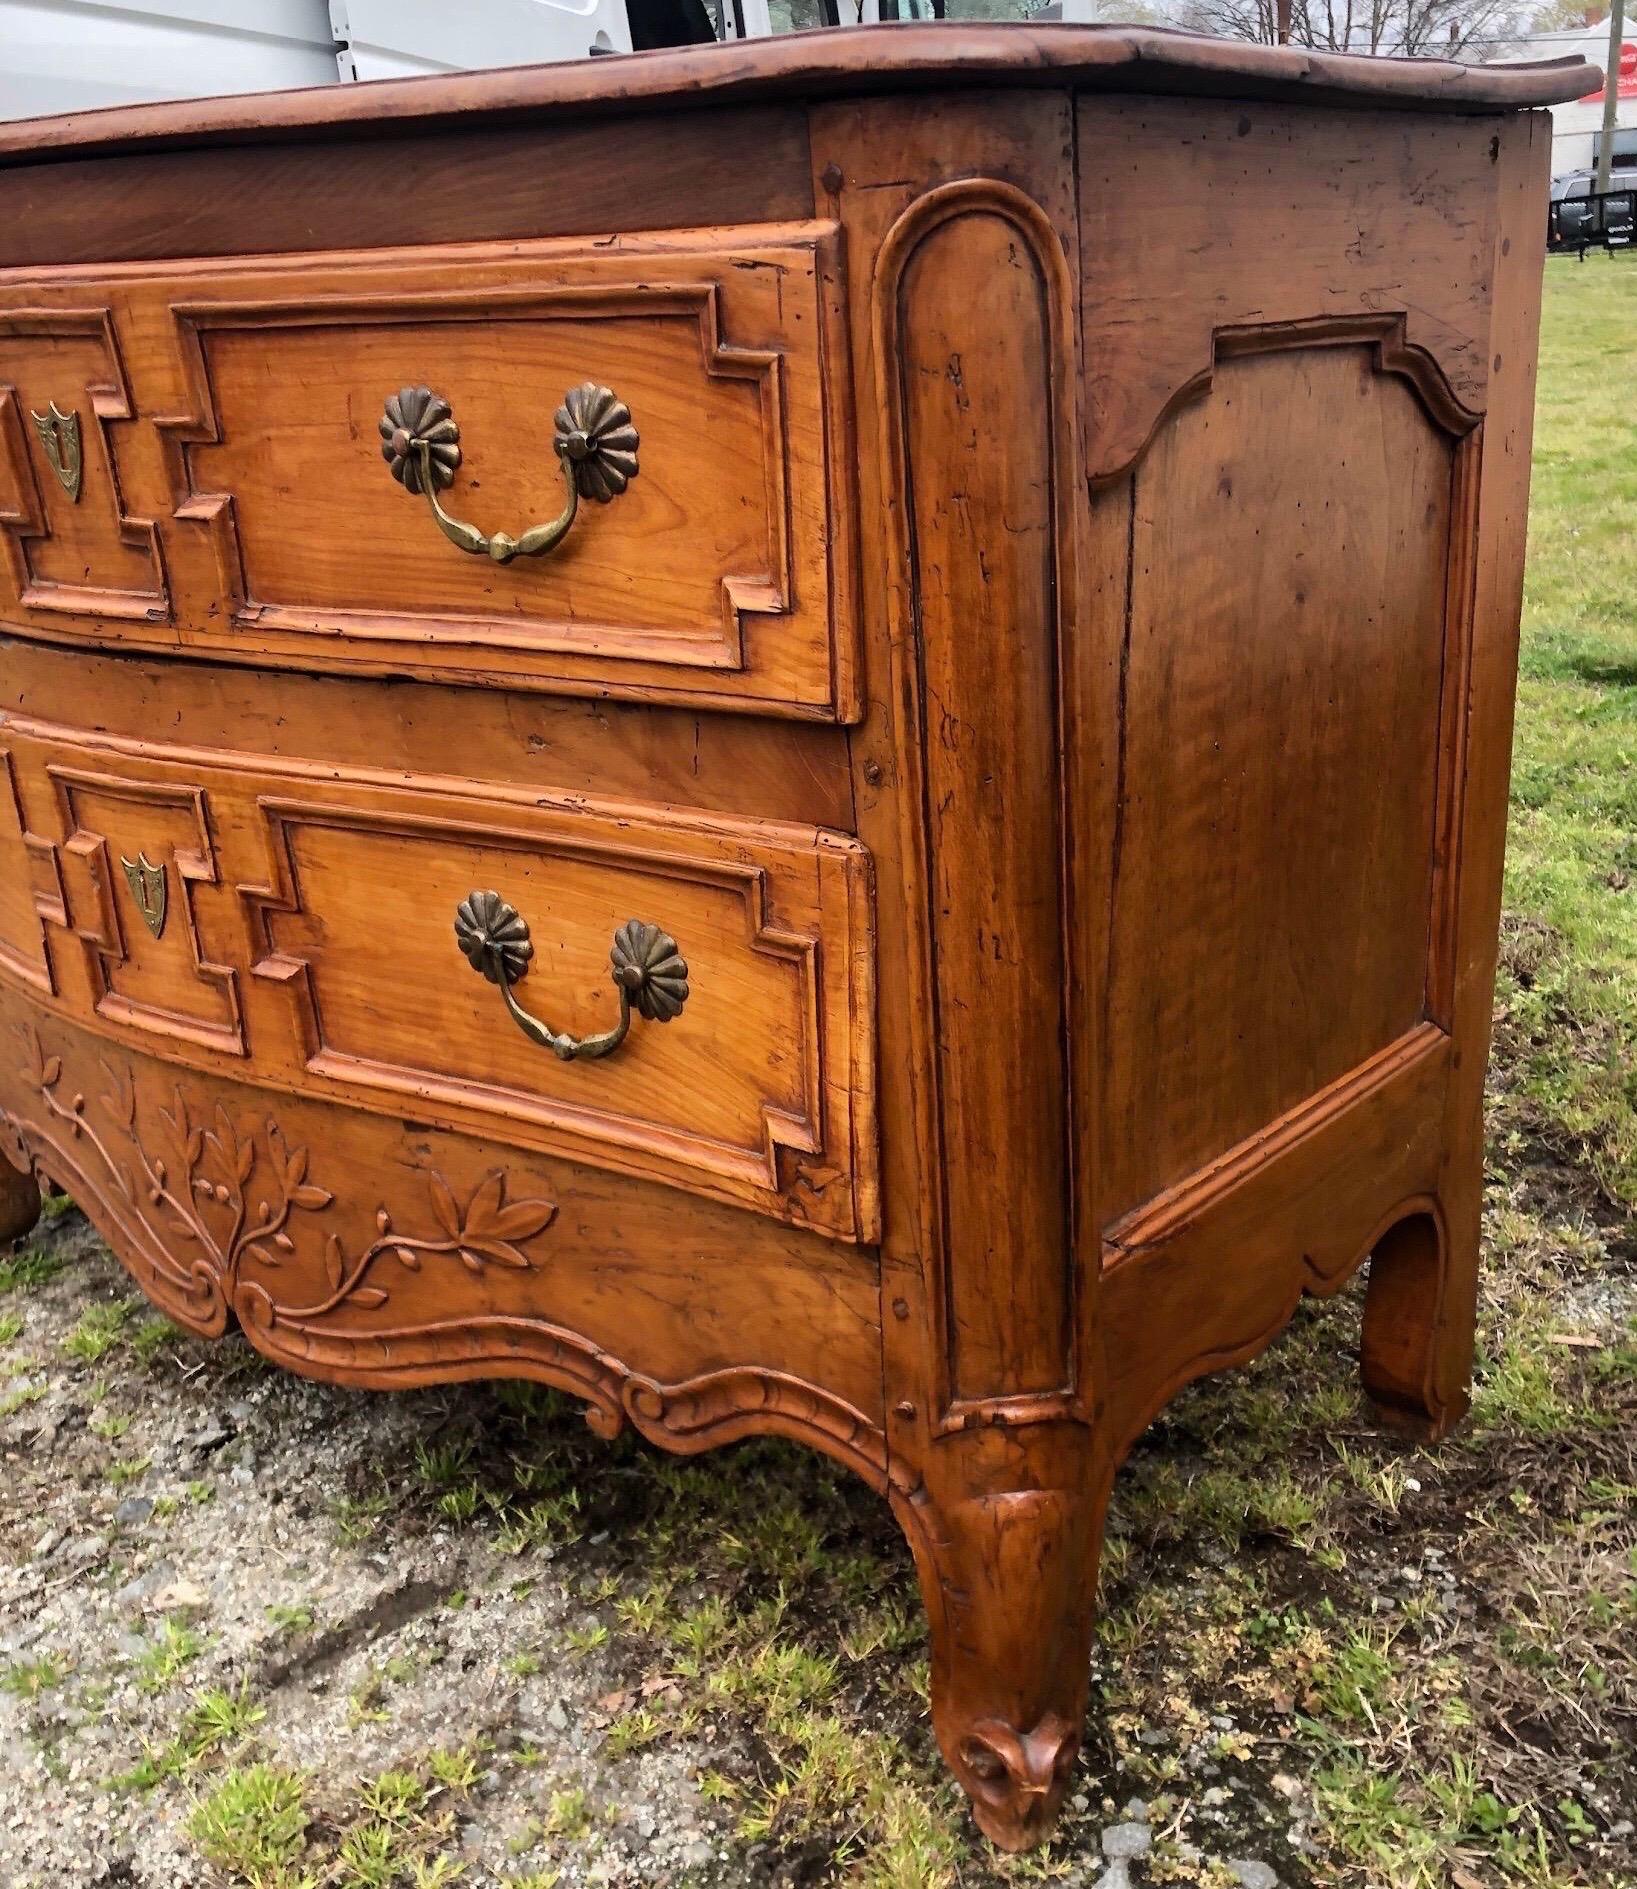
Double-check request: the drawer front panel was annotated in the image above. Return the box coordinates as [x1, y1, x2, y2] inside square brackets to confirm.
[0, 712, 878, 1241]
[0, 225, 859, 719]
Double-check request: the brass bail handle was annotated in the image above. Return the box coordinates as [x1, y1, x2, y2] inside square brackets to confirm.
[380, 383, 638, 565]
[453, 892, 689, 1063]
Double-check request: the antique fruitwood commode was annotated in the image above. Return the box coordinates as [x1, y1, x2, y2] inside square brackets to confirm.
[0, 25, 1592, 1847]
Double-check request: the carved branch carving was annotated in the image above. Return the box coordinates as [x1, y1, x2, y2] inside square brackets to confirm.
[9, 1021, 558, 1328]
[0, 1020, 889, 1490]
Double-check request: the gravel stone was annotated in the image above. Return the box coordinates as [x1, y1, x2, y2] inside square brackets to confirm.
[1101, 1821, 1152, 1860]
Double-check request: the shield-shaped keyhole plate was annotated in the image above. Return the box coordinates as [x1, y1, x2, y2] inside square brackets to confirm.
[31, 402, 82, 503]
[121, 852, 168, 941]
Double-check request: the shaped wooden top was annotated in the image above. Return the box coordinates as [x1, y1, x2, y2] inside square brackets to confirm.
[0, 23, 1598, 165]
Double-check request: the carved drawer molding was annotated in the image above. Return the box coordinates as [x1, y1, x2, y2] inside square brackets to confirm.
[0, 308, 165, 619]
[0, 224, 860, 719]
[0, 712, 878, 1242]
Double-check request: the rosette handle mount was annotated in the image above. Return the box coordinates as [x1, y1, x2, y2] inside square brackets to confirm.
[454, 893, 689, 1063]
[379, 383, 638, 565]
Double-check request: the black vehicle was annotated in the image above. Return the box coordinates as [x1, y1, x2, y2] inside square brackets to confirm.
[1548, 169, 1637, 256]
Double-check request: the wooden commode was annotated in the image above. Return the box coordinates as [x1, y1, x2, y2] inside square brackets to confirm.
[0, 25, 1593, 1847]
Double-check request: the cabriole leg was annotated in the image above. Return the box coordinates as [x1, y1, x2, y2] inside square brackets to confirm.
[1360, 1204, 1474, 1442]
[0, 1157, 42, 1246]
[893, 1435, 1112, 1850]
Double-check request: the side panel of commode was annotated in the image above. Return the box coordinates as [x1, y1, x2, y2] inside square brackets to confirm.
[1074, 99, 1553, 1447]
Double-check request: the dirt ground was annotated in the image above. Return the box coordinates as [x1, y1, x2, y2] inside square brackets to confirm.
[2, 1054, 1635, 1889]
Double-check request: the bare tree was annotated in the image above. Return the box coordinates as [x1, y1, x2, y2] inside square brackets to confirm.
[1175, 0, 1285, 38]
[1178, 0, 1526, 56]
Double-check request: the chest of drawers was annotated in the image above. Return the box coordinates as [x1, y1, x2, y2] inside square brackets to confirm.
[0, 24, 1590, 1848]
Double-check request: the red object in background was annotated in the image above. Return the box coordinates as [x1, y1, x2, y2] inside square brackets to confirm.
[1579, 39, 1637, 100]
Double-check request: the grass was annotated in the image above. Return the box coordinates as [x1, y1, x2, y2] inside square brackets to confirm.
[1499, 259, 1637, 1206]
[136, 1617, 208, 1694]
[111, 1683, 265, 1792]
[61, 1299, 132, 1364]
[1, 1653, 69, 1699]
[0, 1382, 45, 1419]
[187, 1765, 310, 1888]
[0, 1244, 61, 1293]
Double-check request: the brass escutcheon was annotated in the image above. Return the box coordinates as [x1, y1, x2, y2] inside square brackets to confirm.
[31, 401, 82, 502]
[120, 852, 168, 940]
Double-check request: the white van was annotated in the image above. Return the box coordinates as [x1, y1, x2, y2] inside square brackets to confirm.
[0, 0, 946, 120]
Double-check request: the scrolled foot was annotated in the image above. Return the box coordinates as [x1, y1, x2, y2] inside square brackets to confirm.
[895, 1472, 1109, 1851]
[952, 1710, 1081, 1850]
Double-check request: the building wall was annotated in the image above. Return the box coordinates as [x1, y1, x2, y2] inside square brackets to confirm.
[1517, 22, 1637, 176]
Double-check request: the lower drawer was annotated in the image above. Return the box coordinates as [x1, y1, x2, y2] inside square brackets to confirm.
[0, 711, 877, 1242]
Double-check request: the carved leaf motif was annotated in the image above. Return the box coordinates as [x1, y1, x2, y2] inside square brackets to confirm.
[464, 1239, 533, 1271]
[19, 1028, 559, 1328]
[486, 1197, 559, 1242]
[429, 1172, 462, 1241]
[99, 1059, 136, 1132]
[17, 1026, 47, 1087]
[462, 1171, 506, 1238]
[160, 1086, 191, 1148]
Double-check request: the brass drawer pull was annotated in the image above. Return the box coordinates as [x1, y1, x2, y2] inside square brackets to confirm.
[453, 892, 688, 1062]
[380, 382, 638, 566]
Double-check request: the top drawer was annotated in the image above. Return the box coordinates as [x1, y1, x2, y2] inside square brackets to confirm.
[0, 224, 860, 719]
